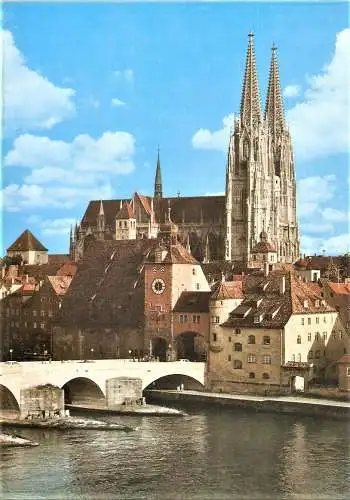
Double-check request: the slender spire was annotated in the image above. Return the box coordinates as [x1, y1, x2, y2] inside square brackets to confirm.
[154, 146, 163, 199]
[98, 200, 104, 216]
[265, 43, 285, 133]
[240, 32, 262, 127]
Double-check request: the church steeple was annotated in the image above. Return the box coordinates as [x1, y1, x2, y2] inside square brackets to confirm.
[240, 32, 262, 127]
[154, 147, 163, 199]
[265, 43, 285, 133]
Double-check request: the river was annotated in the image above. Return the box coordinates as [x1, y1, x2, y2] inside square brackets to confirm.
[1, 405, 349, 499]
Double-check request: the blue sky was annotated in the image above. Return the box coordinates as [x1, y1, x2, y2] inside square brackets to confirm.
[1, 1, 349, 256]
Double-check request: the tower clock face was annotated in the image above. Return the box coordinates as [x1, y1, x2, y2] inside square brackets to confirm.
[152, 278, 165, 295]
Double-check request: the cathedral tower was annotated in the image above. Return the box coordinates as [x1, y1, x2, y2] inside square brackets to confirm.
[154, 147, 163, 199]
[225, 34, 299, 263]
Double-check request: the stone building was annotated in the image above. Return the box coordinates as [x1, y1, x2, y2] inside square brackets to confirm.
[6, 229, 49, 265]
[70, 34, 299, 265]
[207, 270, 338, 394]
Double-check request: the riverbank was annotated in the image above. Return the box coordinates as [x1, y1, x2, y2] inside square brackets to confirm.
[0, 433, 39, 447]
[147, 389, 350, 420]
[0, 415, 134, 431]
[66, 403, 185, 416]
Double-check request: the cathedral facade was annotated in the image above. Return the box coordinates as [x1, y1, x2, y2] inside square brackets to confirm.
[71, 34, 299, 265]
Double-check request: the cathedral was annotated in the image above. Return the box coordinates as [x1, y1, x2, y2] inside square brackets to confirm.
[70, 33, 299, 265]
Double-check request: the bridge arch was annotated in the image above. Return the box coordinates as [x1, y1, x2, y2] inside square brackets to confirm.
[61, 377, 106, 407]
[0, 384, 20, 414]
[142, 372, 204, 392]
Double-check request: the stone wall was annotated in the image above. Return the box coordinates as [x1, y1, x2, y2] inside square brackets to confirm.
[106, 377, 142, 407]
[20, 385, 64, 419]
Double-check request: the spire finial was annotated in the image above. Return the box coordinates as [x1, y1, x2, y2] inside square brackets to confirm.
[265, 41, 285, 133]
[240, 32, 262, 127]
[154, 146, 163, 199]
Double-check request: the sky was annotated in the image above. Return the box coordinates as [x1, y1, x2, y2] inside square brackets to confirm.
[1, 1, 349, 256]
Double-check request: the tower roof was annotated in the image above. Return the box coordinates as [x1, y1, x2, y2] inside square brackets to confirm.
[7, 229, 48, 253]
[265, 44, 285, 132]
[154, 147, 163, 199]
[240, 32, 262, 127]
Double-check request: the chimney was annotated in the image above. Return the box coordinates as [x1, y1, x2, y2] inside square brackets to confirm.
[264, 262, 269, 277]
[280, 276, 286, 295]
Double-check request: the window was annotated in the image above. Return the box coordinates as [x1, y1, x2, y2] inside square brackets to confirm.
[323, 332, 327, 341]
[292, 354, 295, 362]
[263, 355, 271, 364]
[124, 221, 127, 228]
[248, 335, 255, 344]
[315, 332, 320, 341]
[228, 355, 231, 362]
[213, 333, 217, 342]
[263, 336, 270, 345]
[323, 317, 327, 323]
[234, 360, 242, 369]
[297, 335, 301, 344]
[307, 332, 311, 342]
[234, 328, 241, 335]
[196, 283, 200, 290]
[212, 316, 220, 324]
[247, 354, 256, 363]
[346, 367, 350, 377]
[301, 318, 305, 325]
[33, 322, 37, 329]
[307, 318, 311, 325]
[192, 315, 200, 324]
[262, 373, 270, 380]
[40, 322, 45, 329]
[33, 310, 37, 317]
[48, 310, 53, 318]
[249, 372, 255, 379]
[41, 310, 45, 317]
[315, 350, 321, 359]
[316, 317, 319, 324]
[234, 343, 242, 352]
[228, 336, 232, 343]
[297, 353, 301, 362]
[192, 268, 196, 275]
[309, 351, 313, 359]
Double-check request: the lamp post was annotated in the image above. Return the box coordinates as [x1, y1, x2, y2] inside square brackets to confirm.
[9, 348, 13, 362]
[90, 348, 94, 360]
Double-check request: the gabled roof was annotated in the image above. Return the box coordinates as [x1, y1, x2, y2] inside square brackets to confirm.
[135, 193, 153, 216]
[173, 291, 211, 313]
[47, 276, 73, 296]
[116, 201, 135, 220]
[162, 243, 198, 265]
[290, 275, 335, 314]
[7, 229, 48, 252]
[211, 280, 244, 300]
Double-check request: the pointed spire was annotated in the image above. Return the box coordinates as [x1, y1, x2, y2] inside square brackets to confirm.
[240, 32, 262, 127]
[154, 146, 163, 199]
[265, 43, 285, 133]
[99, 200, 104, 216]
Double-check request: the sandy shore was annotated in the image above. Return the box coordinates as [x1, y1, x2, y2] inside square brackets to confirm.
[0, 416, 134, 432]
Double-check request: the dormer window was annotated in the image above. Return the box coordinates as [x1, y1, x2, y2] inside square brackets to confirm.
[303, 300, 308, 309]
[253, 314, 263, 324]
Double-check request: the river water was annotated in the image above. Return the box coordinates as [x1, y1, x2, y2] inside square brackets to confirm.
[1, 405, 349, 499]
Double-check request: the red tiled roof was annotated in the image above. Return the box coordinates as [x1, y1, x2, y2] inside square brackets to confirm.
[290, 275, 336, 314]
[135, 193, 153, 216]
[173, 291, 211, 313]
[81, 199, 128, 228]
[328, 282, 350, 295]
[47, 276, 73, 296]
[211, 280, 244, 300]
[7, 229, 48, 252]
[48, 254, 70, 265]
[251, 241, 276, 253]
[162, 243, 198, 265]
[56, 262, 78, 277]
[116, 201, 136, 220]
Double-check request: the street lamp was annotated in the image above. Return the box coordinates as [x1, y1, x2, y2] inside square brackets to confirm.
[9, 348, 13, 362]
[90, 348, 94, 360]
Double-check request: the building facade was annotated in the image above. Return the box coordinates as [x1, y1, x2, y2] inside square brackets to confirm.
[70, 34, 299, 265]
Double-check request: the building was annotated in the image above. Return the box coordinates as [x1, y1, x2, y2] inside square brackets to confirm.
[70, 34, 299, 265]
[6, 229, 49, 265]
[207, 270, 338, 394]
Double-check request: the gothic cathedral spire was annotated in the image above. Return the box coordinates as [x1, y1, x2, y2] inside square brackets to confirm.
[154, 147, 163, 199]
[265, 44, 285, 133]
[240, 32, 262, 128]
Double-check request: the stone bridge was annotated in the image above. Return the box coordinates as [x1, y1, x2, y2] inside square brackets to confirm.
[0, 360, 205, 411]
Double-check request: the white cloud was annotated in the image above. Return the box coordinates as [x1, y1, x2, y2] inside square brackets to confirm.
[2, 183, 113, 212]
[297, 175, 336, 218]
[192, 114, 234, 151]
[113, 69, 134, 82]
[301, 233, 349, 256]
[287, 28, 350, 161]
[301, 222, 334, 234]
[2, 29, 75, 134]
[283, 84, 301, 98]
[321, 207, 349, 222]
[5, 131, 135, 175]
[40, 218, 77, 236]
[111, 98, 126, 107]
[204, 191, 225, 196]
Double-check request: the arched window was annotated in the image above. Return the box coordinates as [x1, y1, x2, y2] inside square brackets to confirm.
[248, 335, 255, 344]
[234, 343, 242, 352]
[297, 335, 301, 344]
[262, 373, 270, 379]
[234, 360, 242, 369]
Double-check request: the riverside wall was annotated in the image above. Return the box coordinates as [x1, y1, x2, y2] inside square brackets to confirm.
[147, 390, 350, 420]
